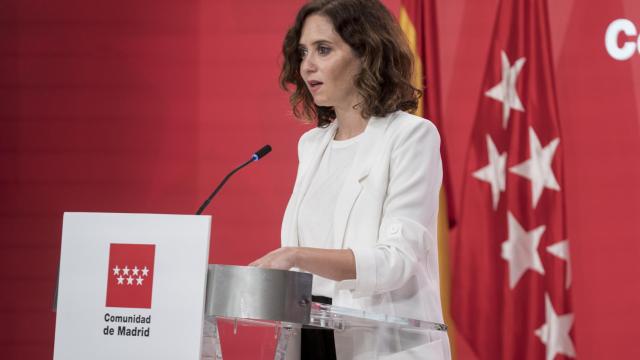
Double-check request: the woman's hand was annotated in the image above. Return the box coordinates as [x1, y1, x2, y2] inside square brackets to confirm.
[249, 247, 298, 270]
[249, 247, 356, 281]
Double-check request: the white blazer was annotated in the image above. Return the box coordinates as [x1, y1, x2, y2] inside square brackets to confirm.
[281, 111, 451, 360]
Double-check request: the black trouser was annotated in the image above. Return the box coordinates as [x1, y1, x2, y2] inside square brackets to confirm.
[300, 296, 336, 360]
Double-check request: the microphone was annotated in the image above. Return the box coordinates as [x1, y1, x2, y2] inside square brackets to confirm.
[252, 145, 272, 161]
[195, 145, 272, 215]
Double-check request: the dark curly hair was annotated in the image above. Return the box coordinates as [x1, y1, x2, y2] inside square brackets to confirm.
[280, 0, 421, 127]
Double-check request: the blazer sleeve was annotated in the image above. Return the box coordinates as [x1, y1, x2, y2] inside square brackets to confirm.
[348, 120, 443, 298]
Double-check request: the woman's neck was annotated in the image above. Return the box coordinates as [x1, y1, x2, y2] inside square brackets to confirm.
[333, 105, 367, 140]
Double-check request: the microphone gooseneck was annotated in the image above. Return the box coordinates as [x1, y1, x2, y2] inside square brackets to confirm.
[196, 145, 272, 215]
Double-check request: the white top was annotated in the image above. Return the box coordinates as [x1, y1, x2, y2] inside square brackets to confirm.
[297, 132, 363, 297]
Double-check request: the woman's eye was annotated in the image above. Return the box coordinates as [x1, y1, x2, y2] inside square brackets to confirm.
[299, 48, 308, 59]
[318, 46, 331, 55]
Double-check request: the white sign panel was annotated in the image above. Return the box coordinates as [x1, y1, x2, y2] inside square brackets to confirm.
[54, 212, 211, 360]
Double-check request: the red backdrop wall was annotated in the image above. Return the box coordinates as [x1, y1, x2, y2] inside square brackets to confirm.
[1, 0, 638, 359]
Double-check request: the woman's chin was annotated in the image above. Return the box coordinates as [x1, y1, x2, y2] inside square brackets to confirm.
[312, 97, 330, 107]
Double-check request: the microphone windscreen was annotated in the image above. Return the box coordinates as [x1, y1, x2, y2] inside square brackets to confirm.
[254, 145, 272, 160]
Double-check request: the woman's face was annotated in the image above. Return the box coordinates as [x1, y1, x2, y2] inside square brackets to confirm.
[298, 14, 362, 111]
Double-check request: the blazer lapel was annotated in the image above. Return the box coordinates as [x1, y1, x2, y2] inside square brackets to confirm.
[332, 114, 392, 249]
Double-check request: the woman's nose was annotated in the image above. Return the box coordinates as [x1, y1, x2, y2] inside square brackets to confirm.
[301, 55, 317, 75]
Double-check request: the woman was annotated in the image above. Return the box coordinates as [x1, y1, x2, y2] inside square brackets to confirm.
[250, 0, 450, 359]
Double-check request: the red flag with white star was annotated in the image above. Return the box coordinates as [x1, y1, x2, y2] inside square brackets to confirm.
[106, 243, 155, 309]
[451, 0, 575, 359]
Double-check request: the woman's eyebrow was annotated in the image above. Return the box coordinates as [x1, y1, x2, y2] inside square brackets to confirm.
[299, 39, 334, 47]
[311, 40, 334, 46]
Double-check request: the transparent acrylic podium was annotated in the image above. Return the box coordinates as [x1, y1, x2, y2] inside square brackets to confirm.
[203, 265, 447, 360]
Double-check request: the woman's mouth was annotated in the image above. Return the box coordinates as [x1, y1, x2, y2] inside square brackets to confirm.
[308, 80, 323, 93]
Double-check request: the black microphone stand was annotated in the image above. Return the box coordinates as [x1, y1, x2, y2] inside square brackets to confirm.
[195, 158, 253, 215]
[195, 145, 272, 215]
